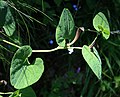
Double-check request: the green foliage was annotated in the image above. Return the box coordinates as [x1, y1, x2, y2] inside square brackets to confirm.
[9, 87, 36, 97]
[0, 1, 15, 36]
[47, 70, 83, 97]
[114, 76, 120, 88]
[10, 46, 44, 89]
[56, 8, 75, 47]
[93, 12, 110, 39]
[1, 0, 120, 97]
[82, 45, 102, 79]
[100, 80, 110, 91]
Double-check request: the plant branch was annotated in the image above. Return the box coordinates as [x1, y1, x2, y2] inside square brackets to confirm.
[2, 40, 21, 48]
[89, 34, 98, 48]
[86, 29, 98, 33]
[0, 92, 13, 95]
[2, 39, 82, 53]
[2, 28, 99, 52]
[67, 27, 84, 46]
[32, 46, 82, 53]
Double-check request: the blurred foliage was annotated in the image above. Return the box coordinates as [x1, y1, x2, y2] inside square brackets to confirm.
[1, 0, 120, 97]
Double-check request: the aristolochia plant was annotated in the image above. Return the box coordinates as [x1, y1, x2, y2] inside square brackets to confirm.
[0, 1, 110, 96]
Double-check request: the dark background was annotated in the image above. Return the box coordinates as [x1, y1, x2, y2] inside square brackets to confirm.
[1, 0, 120, 97]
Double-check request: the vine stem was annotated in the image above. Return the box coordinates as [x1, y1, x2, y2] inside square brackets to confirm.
[67, 27, 84, 46]
[2, 39, 82, 52]
[86, 29, 98, 33]
[0, 92, 13, 95]
[32, 46, 82, 53]
[2, 39, 21, 48]
[32, 26, 84, 53]
[2, 28, 98, 53]
[89, 34, 98, 48]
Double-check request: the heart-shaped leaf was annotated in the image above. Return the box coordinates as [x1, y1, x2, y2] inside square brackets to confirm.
[10, 46, 44, 89]
[56, 8, 75, 47]
[0, 1, 15, 36]
[93, 12, 110, 39]
[82, 45, 102, 79]
[9, 87, 36, 97]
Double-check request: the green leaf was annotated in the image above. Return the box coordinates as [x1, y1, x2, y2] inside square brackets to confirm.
[3, 6, 16, 36]
[0, 1, 15, 36]
[93, 12, 110, 39]
[0, 95, 3, 97]
[9, 90, 20, 97]
[114, 76, 120, 88]
[82, 45, 102, 79]
[54, 0, 62, 6]
[9, 87, 36, 97]
[10, 46, 44, 89]
[56, 8, 75, 47]
[100, 81, 110, 91]
[0, 0, 7, 27]
[3, 20, 16, 36]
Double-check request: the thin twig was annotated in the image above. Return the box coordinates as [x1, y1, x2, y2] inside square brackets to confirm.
[32, 46, 82, 53]
[67, 27, 84, 46]
[89, 35, 98, 48]
[0, 92, 13, 95]
[2, 40, 21, 48]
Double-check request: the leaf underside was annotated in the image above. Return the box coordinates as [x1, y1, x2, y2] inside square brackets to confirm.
[82, 45, 102, 79]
